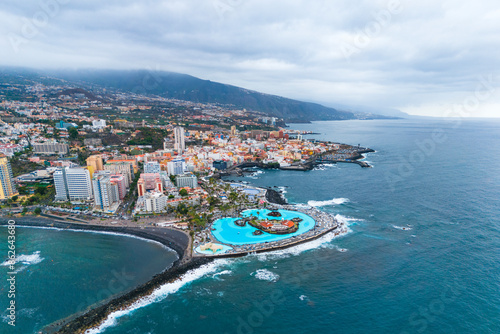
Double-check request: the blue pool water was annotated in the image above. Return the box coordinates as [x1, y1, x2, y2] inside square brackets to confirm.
[194, 244, 233, 255]
[243, 188, 260, 195]
[211, 209, 316, 245]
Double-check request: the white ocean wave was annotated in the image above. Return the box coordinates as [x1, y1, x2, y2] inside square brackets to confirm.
[85, 259, 230, 334]
[313, 163, 337, 171]
[392, 225, 413, 231]
[277, 186, 287, 194]
[253, 221, 352, 261]
[327, 245, 349, 252]
[334, 214, 363, 225]
[248, 170, 264, 179]
[212, 270, 232, 279]
[307, 198, 349, 207]
[252, 269, 279, 282]
[292, 203, 313, 209]
[1, 251, 44, 267]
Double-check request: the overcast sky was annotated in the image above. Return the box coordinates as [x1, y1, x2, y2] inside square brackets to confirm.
[1, 0, 499, 117]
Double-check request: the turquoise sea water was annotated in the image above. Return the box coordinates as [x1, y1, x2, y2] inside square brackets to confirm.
[2, 118, 500, 334]
[211, 209, 316, 245]
[0, 228, 178, 333]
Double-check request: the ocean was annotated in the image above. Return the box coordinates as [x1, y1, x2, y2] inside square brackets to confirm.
[1, 118, 499, 334]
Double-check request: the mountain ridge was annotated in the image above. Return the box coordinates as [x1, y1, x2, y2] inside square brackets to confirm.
[1, 67, 400, 122]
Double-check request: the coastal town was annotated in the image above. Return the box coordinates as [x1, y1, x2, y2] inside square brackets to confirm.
[0, 76, 377, 334]
[0, 77, 373, 259]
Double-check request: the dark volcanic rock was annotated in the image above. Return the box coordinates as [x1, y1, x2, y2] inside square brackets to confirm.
[54, 258, 213, 334]
[265, 189, 287, 205]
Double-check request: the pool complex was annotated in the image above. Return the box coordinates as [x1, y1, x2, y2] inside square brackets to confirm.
[195, 244, 233, 255]
[230, 183, 261, 196]
[242, 188, 260, 196]
[211, 209, 316, 245]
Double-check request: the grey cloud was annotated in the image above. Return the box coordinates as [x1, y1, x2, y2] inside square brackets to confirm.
[0, 0, 499, 117]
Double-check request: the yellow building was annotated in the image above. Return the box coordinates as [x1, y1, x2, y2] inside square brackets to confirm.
[0, 155, 18, 200]
[86, 155, 104, 171]
[85, 165, 95, 180]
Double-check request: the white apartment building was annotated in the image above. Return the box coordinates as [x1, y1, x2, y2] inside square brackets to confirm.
[167, 158, 185, 176]
[93, 173, 120, 211]
[54, 167, 92, 201]
[144, 161, 161, 174]
[33, 142, 69, 155]
[92, 119, 107, 129]
[174, 126, 185, 153]
[176, 173, 198, 189]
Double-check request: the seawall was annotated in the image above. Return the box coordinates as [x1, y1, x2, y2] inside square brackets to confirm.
[0, 216, 201, 334]
[53, 257, 213, 334]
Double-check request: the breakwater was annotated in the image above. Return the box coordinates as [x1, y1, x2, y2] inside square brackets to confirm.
[53, 257, 213, 334]
[0, 216, 197, 334]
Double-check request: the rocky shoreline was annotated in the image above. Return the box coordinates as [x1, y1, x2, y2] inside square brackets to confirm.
[51, 257, 213, 334]
[265, 188, 288, 205]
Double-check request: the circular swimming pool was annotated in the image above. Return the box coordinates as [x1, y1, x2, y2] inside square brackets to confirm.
[211, 209, 316, 245]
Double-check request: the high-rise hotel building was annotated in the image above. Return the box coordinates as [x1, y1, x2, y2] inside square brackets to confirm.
[54, 167, 93, 201]
[174, 126, 185, 153]
[0, 155, 18, 200]
[92, 173, 119, 211]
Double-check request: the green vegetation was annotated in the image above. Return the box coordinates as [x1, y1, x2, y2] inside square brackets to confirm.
[68, 127, 79, 140]
[265, 162, 280, 169]
[20, 185, 55, 206]
[127, 127, 171, 150]
[9, 157, 42, 177]
[77, 148, 90, 165]
[176, 203, 189, 215]
[179, 188, 188, 197]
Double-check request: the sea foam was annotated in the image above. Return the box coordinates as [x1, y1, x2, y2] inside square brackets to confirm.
[212, 270, 232, 279]
[252, 216, 353, 261]
[252, 269, 280, 282]
[277, 186, 287, 194]
[1, 251, 44, 267]
[307, 198, 349, 207]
